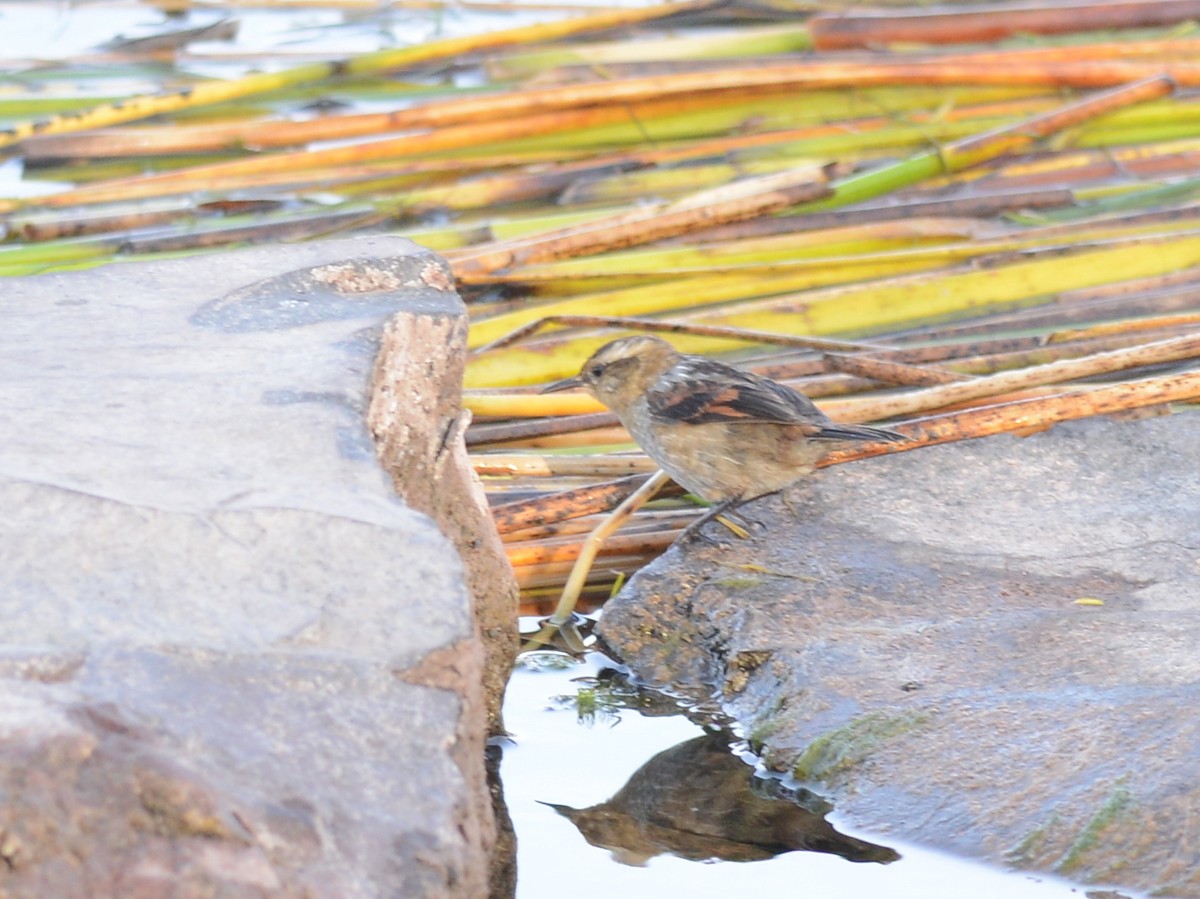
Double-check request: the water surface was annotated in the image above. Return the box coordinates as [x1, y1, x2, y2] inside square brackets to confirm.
[502, 649, 1122, 899]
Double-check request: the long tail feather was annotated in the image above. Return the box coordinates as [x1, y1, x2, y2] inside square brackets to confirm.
[815, 423, 907, 443]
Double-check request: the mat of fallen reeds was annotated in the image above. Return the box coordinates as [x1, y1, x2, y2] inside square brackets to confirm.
[3, 0, 1199, 616]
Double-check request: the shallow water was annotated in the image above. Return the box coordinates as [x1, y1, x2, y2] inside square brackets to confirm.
[501, 647, 1129, 899]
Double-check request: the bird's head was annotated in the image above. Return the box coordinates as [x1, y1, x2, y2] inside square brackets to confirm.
[540, 335, 679, 411]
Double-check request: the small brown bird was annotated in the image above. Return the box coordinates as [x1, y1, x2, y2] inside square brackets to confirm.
[542, 335, 905, 532]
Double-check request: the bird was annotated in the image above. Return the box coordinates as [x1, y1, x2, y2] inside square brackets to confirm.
[541, 335, 906, 536]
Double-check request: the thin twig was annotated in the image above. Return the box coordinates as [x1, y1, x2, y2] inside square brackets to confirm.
[469, 314, 896, 356]
[521, 469, 672, 651]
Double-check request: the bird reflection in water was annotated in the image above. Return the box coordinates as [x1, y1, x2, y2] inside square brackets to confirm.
[544, 731, 899, 867]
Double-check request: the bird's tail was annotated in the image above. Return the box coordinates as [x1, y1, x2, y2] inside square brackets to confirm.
[815, 422, 907, 443]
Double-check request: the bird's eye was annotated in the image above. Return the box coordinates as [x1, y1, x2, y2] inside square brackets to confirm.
[589, 365, 604, 378]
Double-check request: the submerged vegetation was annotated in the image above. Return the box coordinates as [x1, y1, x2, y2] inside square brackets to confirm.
[3, 0, 1200, 611]
[791, 710, 930, 782]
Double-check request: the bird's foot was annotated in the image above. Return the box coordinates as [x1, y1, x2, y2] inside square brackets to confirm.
[676, 498, 750, 544]
[714, 512, 752, 540]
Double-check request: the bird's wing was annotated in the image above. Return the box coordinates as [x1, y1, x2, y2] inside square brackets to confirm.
[645, 357, 829, 431]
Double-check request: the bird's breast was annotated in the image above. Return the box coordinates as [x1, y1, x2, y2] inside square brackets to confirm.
[622, 399, 828, 502]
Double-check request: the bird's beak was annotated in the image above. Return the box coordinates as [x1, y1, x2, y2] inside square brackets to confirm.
[540, 375, 584, 394]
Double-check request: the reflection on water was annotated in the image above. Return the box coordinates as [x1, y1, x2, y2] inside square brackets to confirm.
[547, 730, 899, 866]
[501, 646, 1106, 899]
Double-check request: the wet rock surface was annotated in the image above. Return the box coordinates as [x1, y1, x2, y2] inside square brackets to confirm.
[0, 237, 504, 898]
[597, 413, 1200, 897]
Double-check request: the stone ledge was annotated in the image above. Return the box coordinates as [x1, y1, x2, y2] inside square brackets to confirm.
[0, 236, 511, 898]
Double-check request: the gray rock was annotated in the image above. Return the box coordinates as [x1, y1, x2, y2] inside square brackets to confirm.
[597, 413, 1200, 897]
[0, 237, 503, 898]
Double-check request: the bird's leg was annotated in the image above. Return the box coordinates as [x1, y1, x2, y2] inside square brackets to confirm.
[677, 496, 747, 543]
